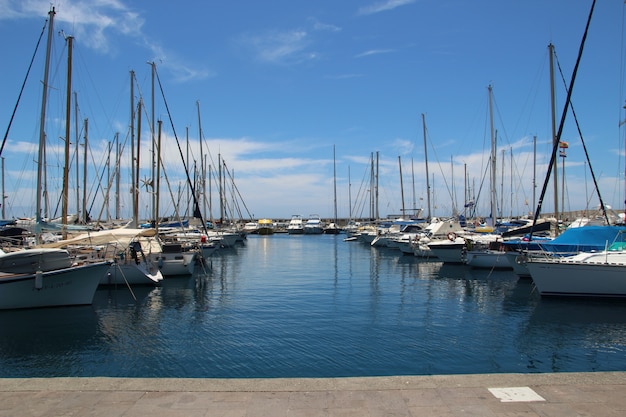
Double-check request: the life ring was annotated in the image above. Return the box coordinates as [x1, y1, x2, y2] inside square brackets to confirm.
[447, 232, 457, 241]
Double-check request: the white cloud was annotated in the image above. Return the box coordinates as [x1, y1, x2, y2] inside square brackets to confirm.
[354, 49, 395, 58]
[240, 29, 317, 65]
[3, 0, 210, 83]
[357, 0, 416, 16]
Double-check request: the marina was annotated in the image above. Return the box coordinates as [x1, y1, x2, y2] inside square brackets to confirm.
[2, 233, 626, 379]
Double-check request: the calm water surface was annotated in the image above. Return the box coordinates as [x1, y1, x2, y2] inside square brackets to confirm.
[2, 233, 626, 378]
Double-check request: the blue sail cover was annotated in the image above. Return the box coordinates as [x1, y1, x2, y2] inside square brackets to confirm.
[538, 225, 626, 253]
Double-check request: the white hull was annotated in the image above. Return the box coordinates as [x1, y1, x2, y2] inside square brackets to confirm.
[103, 260, 163, 286]
[505, 251, 531, 277]
[527, 251, 626, 297]
[0, 262, 110, 310]
[152, 251, 196, 276]
[426, 240, 466, 264]
[0, 248, 72, 273]
[465, 250, 513, 269]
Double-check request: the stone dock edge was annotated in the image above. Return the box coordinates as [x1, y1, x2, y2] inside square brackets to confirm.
[1, 371, 624, 392]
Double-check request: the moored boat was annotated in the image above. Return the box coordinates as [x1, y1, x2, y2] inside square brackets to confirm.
[0, 248, 110, 310]
[526, 248, 626, 297]
[287, 215, 305, 234]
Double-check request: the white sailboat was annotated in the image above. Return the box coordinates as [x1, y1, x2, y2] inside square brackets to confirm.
[40, 228, 164, 285]
[526, 247, 626, 297]
[0, 8, 109, 309]
[465, 85, 511, 270]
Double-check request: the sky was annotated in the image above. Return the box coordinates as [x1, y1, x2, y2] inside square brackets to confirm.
[1, 0, 626, 223]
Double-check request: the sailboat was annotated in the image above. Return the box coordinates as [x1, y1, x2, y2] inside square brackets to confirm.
[324, 145, 341, 234]
[464, 85, 512, 270]
[0, 8, 110, 309]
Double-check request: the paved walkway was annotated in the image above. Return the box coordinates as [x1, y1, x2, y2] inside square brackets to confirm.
[1, 372, 625, 416]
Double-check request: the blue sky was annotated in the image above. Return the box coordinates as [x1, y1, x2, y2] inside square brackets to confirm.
[1, 0, 625, 222]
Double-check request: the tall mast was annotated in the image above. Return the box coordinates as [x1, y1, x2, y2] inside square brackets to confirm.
[348, 165, 352, 222]
[148, 61, 156, 222]
[74, 91, 80, 219]
[197, 101, 207, 219]
[375, 151, 379, 220]
[62, 33, 73, 233]
[35, 7, 55, 225]
[82, 118, 88, 224]
[549, 43, 559, 223]
[155, 120, 162, 232]
[488, 85, 497, 226]
[115, 132, 120, 220]
[370, 152, 374, 219]
[135, 99, 142, 225]
[129, 70, 136, 227]
[532, 135, 537, 214]
[1, 157, 5, 219]
[421, 113, 431, 220]
[333, 145, 337, 224]
[398, 156, 405, 217]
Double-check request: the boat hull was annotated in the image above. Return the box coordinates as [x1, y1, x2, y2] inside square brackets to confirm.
[0, 262, 110, 310]
[527, 259, 626, 297]
[426, 241, 466, 264]
[103, 260, 163, 285]
[151, 251, 196, 276]
[465, 250, 513, 269]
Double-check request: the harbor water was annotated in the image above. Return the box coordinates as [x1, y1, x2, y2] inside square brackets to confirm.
[1, 233, 626, 378]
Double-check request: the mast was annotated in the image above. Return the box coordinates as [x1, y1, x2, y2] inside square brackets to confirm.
[375, 151, 379, 220]
[35, 7, 55, 225]
[488, 85, 497, 226]
[370, 152, 374, 219]
[197, 101, 207, 219]
[530, 0, 597, 239]
[219, 153, 224, 224]
[348, 165, 352, 222]
[74, 91, 80, 219]
[148, 61, 156, 223]
[82, 118, 88, 224]
[421, 113, 431, 220]
[532, 135, 537, 214]
[186, 126, 190, 217]
[411, 158, 416, 216]
[115, 132, 120, 220]
[129, 70, 136, 227]
[155, 120, 162, 232]
[1, 157, 5, 219]
[333, 145, 337, 224]
[549, 43, 559, 222]
[135, 99, 142, 226]
[61, 33, 73, 233]
[398, 156, 405, 217]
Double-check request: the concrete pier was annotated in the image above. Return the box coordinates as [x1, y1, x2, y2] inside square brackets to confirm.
[1, 372, 625, 416]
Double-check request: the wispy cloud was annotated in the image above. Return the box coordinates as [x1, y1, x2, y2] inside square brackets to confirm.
[239, 29, 318, 65]
[357, 0, 416, 16]
[3, 0, 145, 53]
[308, 17, 341, 32]
[354, 49, 395, 58]
[3, 0, 210, 82]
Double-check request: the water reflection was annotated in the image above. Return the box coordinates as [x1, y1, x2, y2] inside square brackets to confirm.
[0, 306, 99, 377]
[520, 298, 626, 372]
[1, 235, 626, 378]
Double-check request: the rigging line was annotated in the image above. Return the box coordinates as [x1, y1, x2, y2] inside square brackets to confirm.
[425, 129, 455, 207]
[0, 17, 48, 157]
[221, 160, 254, 219]
[153, 65, 209, 235]
[553, 47, 609, 224]
[530, 0, 597, 241]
